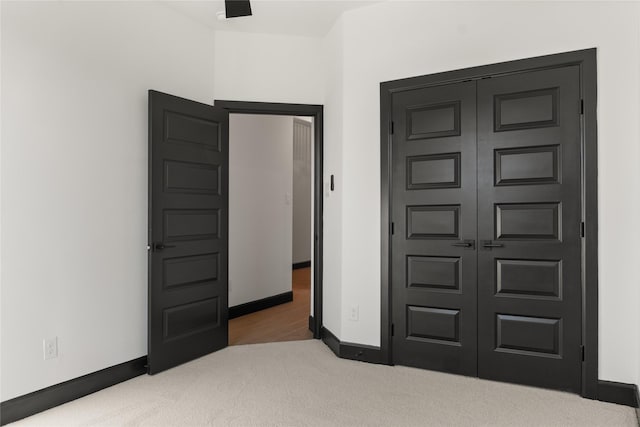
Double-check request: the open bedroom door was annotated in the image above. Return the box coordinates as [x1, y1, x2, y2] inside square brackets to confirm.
[148, 90, 229, 374]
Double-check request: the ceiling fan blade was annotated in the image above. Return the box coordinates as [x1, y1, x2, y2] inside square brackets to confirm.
[225, 0, 252, 18]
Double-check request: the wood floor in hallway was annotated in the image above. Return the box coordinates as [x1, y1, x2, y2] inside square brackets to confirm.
[229, 267, 313, 346]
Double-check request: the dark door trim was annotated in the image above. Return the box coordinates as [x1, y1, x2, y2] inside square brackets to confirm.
[379, 49, 598, 398]
[213, 100, 324, 339]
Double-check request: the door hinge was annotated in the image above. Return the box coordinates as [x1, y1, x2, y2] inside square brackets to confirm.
[580, 99, 584, 115]
[391, 323, 395, 336]
[581, 345, 585, 361]
[390, 121, 394, 135]
[391, 222, 395, 235]
[581, 221, 585, 238]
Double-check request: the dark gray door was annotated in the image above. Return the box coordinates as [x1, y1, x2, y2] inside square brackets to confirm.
[477, 66, 582, 392]
[391, 81, 478, 376]
[148, 90, 229, 374]
[390, 65, 583, 392]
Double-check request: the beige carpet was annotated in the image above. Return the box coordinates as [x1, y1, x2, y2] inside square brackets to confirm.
[11, 340, 637, 427]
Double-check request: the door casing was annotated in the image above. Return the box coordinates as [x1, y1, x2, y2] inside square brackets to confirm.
[379, 49, 598, 398]
[214, 100, 324, 339]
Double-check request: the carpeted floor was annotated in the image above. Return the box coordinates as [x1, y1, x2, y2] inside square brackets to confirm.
[11, 340, 637, 426]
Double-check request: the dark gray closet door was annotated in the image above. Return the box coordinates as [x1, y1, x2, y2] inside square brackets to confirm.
[391, 81, 478, 376]
[476, 66, 582, 392]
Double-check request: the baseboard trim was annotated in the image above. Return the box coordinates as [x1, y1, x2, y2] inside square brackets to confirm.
[292, 261, 311, 270]
[320, 327, 386, 365]
[597, 380, 639, 408]
[0, 356, 147, 426]
[340, 341, 386, 364]
[229, 291, 293, 319]
[636, 392, 640, 426]
[321, 326, 341, 356]
[308, 315, 315, 333]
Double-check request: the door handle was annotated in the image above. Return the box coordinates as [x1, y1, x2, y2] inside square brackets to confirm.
[153, 243, 176, 251]
[452, 240, 475, 249]
[481, 240, 504, 249]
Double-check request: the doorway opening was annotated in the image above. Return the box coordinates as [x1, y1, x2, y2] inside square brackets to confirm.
[214, 101, 324, 345]
[225, 114, 314, 345]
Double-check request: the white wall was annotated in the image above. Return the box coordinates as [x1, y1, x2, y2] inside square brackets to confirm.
[326, 1, 640, 387]
[319, 18, 345, 336]
[637, 4, 640, 392]
[0, 1, 216, 401]
[213, 31, 324, 104]
[292, 118, 313, 265]
[228, 114, 293, 307]
[0, 2, 4, 397]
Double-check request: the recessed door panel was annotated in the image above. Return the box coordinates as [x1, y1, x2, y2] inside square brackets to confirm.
[407, 256, 461, 292]
[407, 306, 460, 343]
[407, 205, 459, 239]
[165, 111, 221, 151]
[406, 101, 461, 140]
[495, 145, 559, 186]
[163, 253, 219, 290]
[494, 88, 558, 131]
[164, 209, 219, 241]
[163, 297, 220, 342]
[164, 160, 220, 195]
[495, 203, 560, 240]
[407, 153, 460, 190]
[496, 259, 561, 299]
[496, 314, 561, 356]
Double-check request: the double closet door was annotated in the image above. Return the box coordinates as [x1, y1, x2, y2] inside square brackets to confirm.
[391, 65, 583, 393]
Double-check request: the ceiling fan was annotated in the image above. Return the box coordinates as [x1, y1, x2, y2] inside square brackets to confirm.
[225, 0, 252, 18]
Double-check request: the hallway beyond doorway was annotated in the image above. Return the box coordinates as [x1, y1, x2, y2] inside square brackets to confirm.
[229, 268, 313, 345]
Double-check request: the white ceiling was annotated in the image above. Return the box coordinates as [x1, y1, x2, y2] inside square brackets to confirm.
[161, 0, 379, 37]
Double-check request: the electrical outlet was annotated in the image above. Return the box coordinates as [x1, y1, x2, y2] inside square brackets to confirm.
[349, 305, 359, 321]
[43, 337, 58, 360]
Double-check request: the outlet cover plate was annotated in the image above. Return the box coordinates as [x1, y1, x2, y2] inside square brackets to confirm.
[43, 337, 58, 360]
[349, 306, 359, 321]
